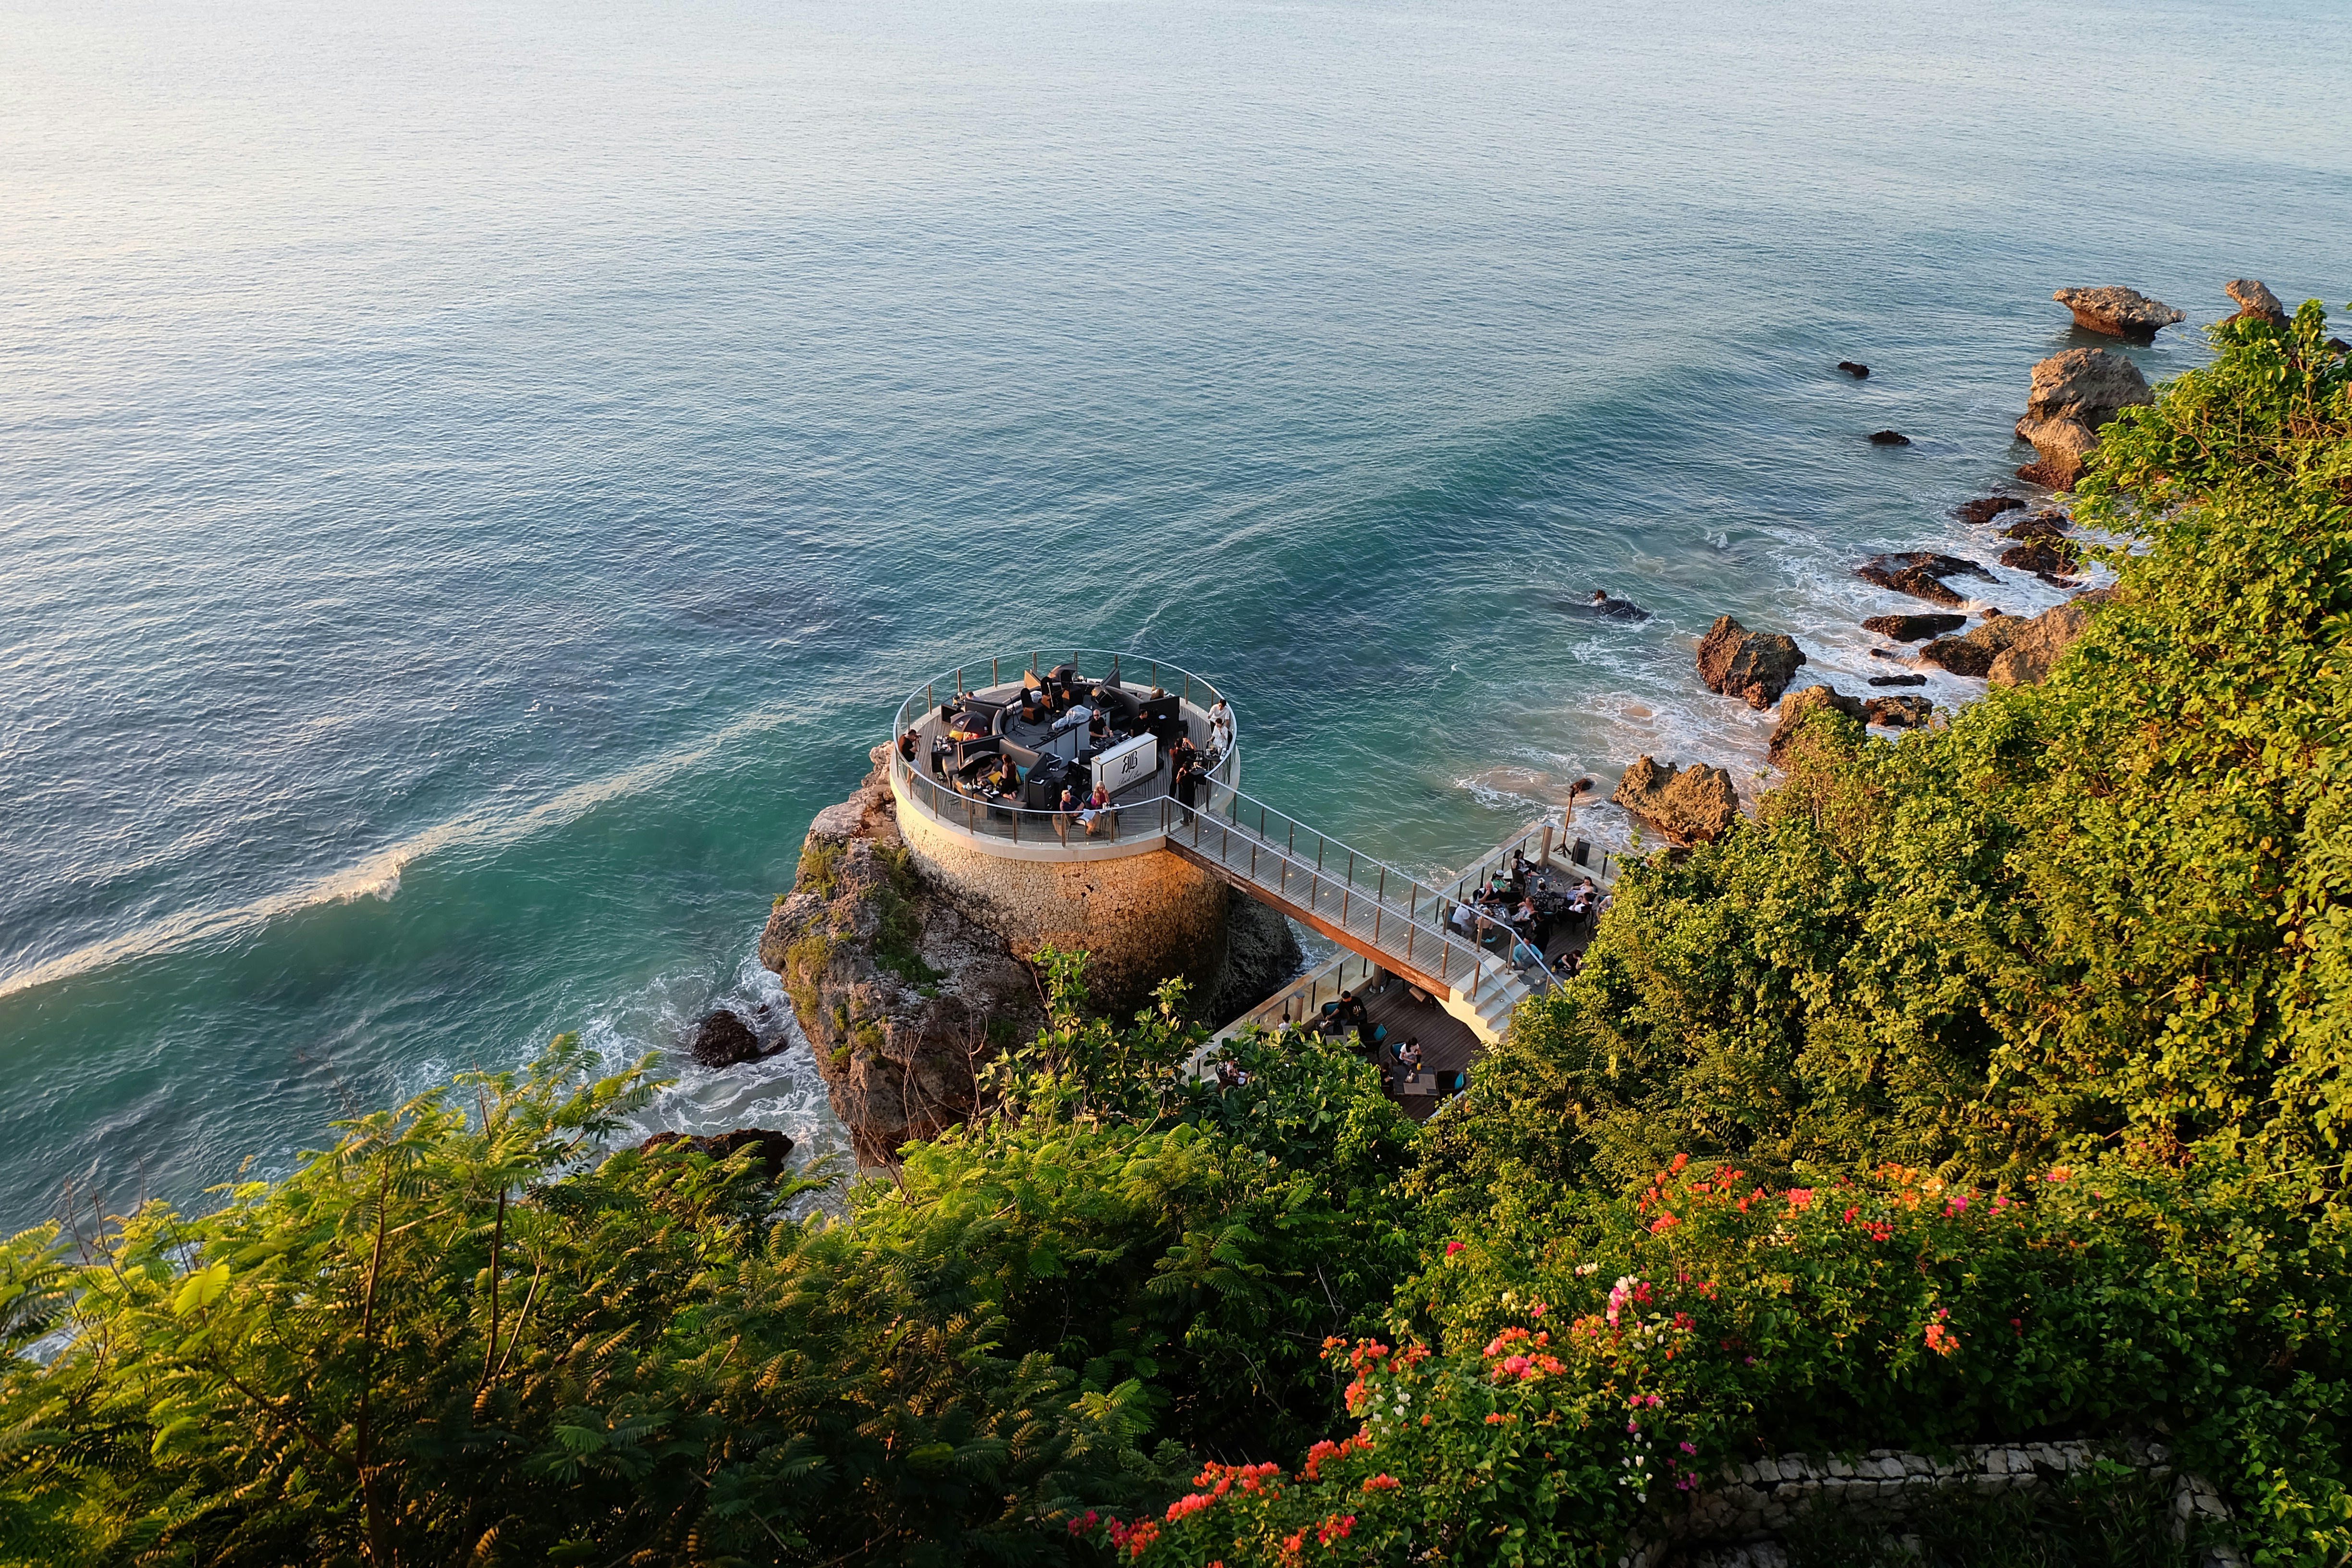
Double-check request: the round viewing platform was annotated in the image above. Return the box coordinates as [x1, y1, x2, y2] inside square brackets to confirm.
[887, 649, 1236, 862]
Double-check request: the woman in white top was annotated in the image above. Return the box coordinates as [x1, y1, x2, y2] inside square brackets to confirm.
[1207, 698, 1234, 758]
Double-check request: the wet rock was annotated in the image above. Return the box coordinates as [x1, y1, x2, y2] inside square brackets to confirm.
[1768, 685, 1865, 766]
[1917, 612, 2028, 678]
[1997, 536, 2081, 575]
[1865, 694, 1934, 728]
[1860, 612, 1966, 642]
[689, 1009, 762, 1069]
[1838, 361, 1870, 378]
[2014, 348, 2153, 489]
[761, 745, 1043, 1164]
[1696, 616, 1808, 710]
[2225, 278, 2290, 327]
[1954, 495, 2026, 527]
[1868, 429, 1912, 446]
[1565, 590, 1651, 623]
[1855, 553, 1994, 609]
[2328, 338, 2350, 356]
[2053, 286, 2185, 343]
[1613, 756, 1740, 845]
[638, 1127, 796, 1184]
[2001, 511, 2070, 542]
[1868, 674, 1928, 687]
[1987, 590, 2115, 687]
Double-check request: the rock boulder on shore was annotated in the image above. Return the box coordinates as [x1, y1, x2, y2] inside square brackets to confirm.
[1865, 694, 1933, 728]
[1612, 757, 1740, 845]
[2226, 278, 2290, 327]
[1768, 685, 1865, 765]
[1855, 553, 1994, 609]
[1998, 536, 2080, 576]
[2053, 286, 2184, 343]
[1954, 495, 2026, 527]
[1695, 616, 1807, 709]
[1917, 612, 2027, 678]
[760, 746, 1043, 1164]
[1987, 590, 2116, 687]
[2015, 348, 2152, 489]
[1861, 612, 1966, 642]
[689, 1009, 762, 1068]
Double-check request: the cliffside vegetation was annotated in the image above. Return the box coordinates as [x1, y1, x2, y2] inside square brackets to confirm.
[5, 310, 2349, 1567]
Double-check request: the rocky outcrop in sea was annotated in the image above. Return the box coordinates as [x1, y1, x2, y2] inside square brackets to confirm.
[1696, 617, 1806, 710]
[2014, 347, 2152, 489]
[2051, 285, 2183, 343]
[1613, 756, 1740, 844]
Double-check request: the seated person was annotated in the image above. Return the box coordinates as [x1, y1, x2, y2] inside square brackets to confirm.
[898, 728, 918, 762]
[1084, 782, 1118, 835]
[1088, 706, 1110, 743]
[1396, 1037, 1423, 1083]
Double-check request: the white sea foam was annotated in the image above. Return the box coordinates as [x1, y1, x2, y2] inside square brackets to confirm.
[0, 700, 812, 1002]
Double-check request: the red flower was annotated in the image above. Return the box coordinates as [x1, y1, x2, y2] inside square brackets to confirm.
[1446, 1240, 1466, 1257]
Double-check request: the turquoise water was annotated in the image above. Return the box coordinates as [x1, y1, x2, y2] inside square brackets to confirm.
[3, 0, 2348, 1229]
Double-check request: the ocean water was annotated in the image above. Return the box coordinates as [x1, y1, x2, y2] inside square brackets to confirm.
[3, 0, 2348, 1230]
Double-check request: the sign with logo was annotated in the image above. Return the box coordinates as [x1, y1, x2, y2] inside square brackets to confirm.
[1091, 733, 1158, 797]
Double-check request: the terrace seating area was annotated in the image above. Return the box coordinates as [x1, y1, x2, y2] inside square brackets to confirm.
[896, 659, 1232, 845]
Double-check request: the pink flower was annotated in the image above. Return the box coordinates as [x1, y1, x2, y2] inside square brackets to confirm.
[1445, 1240, 1466, 1257]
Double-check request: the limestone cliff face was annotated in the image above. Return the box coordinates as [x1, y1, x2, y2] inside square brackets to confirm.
[759, 747, 1041, 1164]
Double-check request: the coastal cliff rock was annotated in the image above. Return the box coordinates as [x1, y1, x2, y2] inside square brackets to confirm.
[760, 746, 1042, 1164]
[637, 1127, 796, 1183]
[1861, 612, 1965, 642]
[1204, 889, 1306, 1026]
[1855, 553, 1994, 609]
[1987, 590, 2115, 687]
[2226, 278, 2290, 327]
[1768, 685, 1864, 766]
[1696, 616, 1807, 709]
[2053, 286, 2184, 342]
[2015, 348, 2152, 489]
[1917, 612, 2027, 678]
[1613, 756, 1740, 844]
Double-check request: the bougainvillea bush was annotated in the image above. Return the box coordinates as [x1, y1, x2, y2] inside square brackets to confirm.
[1095, 1155, 2352, 1567]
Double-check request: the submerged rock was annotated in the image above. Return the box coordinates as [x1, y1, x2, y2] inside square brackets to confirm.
[2225, 278, 2290, 327]
[1696, 616, 1807, 710]
[2053, 286, 2185, 343]
[1856, 553, 1994, 609]
[1865, 694, 1934, 728]
[637, 1127, 796, 1183]
[1868, 674, 1928, 687]
[1987, 590, 2115, 687]
[1861, 611, 1966, 642]
[1917, 612, 2027, 678]
[760, 746, 1043, 1165]
[1613, 756, 1740, 845]
[2014, 348, 2153, 489]
[1868, 429, 1912, 447]
[1954, 495, 2026, 527]
[689, 1009, 762, 1068]
[1838, 361, 1870, 378]
[1768, 685, 1865, 765]
[1566, 590, 1652, 623]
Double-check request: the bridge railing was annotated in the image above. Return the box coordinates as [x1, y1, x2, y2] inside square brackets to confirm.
[1172, 782, 1547, 1009]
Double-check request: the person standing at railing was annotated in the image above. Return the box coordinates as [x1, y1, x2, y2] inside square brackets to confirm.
[1054, 784, 1078, 846]
[1208, 698, 1234, 760]
[1174, 757, 1203, 827]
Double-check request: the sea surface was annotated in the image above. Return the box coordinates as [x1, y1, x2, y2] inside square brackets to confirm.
[3, 0, 2348, 1230]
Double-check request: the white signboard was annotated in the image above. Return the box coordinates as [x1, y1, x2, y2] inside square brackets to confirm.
[1091, 733, 1158, 797]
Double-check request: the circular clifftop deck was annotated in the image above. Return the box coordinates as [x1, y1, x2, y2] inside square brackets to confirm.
[887, 649, 1237, 862]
